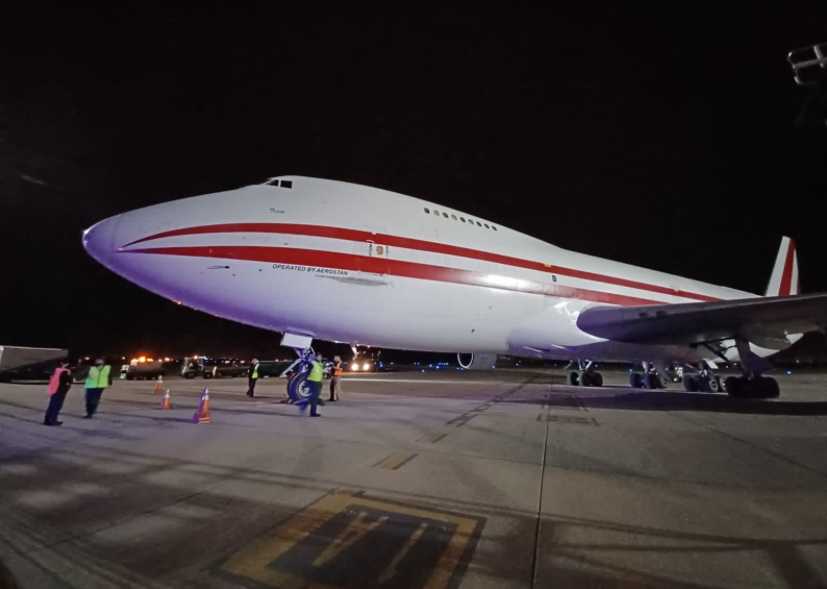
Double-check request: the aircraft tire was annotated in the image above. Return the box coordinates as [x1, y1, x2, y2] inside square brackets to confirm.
[643, 372, 663, 389]
[288, 371, 313, 402]
[683, 374, 698, 392]
[726, 376, 779, 399]
[568, 371, 580, 386]
[756, 376, 780, 398]
[709, 376, 723, 393]
[591, 372, 603, 387]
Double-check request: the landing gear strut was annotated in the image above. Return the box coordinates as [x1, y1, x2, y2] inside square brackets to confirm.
[567, 359, 603, 387]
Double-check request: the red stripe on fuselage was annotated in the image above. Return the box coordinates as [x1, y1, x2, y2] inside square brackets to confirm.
[779, 239, 797, 296]
[123, 223, 719, 302]
[123, 245, 663, 306]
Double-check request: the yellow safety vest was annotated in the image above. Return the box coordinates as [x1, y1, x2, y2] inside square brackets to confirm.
[252, 365, 259, 379]
[85, 365, 111, 389]
[308, 361, 324, 382]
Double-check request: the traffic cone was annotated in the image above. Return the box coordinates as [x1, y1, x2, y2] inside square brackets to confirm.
[193, 387, 212, 424]
[153, 375, 164, 394]
[161, 388, 172, 410]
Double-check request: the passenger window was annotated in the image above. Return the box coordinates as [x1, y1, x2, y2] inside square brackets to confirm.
[451, 214, 458, 220]
[483, 223, 490, 229]
[460, 217, 466, 223]
[424, 208, 430, 214]
[281, 180, 293, 189]
[476, 221, 482, 227]
[442, 212, 449, 218]
[492, 225, 498, 231]
[433, 210, 439, 216]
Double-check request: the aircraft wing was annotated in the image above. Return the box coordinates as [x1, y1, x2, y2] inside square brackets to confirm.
[576, 293, 827, 346]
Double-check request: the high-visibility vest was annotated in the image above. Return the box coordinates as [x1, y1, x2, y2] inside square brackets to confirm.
[252, 364, 259, 379]
[308, 361, 324, 382]
[333, 361, 343, 377]
[85, 365, 111, 389]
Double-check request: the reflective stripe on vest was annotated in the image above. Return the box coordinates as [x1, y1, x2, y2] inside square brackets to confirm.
[252, 365, 259, 379]
[308, 361, 324, 382]
[85, 365, 111, 389]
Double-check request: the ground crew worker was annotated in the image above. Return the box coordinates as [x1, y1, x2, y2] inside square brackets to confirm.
[299, 353, 324, 417]
[246, 358, 260, 398]
[329, 355, 343, 401]
[44, 361, 72, 426]
[84, 357, 112, 418]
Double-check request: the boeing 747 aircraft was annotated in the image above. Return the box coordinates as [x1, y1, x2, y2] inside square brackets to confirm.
[83, 176, 826, 397]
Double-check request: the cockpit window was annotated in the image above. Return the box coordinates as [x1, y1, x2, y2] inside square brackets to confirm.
[265, 178, 293, 188]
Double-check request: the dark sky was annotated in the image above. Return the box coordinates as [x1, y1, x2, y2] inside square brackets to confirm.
[2, 6, 827, 358]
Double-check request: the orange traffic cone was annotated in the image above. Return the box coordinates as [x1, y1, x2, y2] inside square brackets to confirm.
[153, 375, 164, 394]
[193, 387, 211, 424]
[161, 388, 172, 410]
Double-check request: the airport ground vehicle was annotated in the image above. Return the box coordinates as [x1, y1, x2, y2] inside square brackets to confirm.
[123, 361, 165, 380]
[181, 357, 249, 379]
[0, 346, 67, 382]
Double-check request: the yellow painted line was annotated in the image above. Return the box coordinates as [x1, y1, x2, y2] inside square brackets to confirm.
[373, 451, 418, 470]
[221, 491, 481, 589]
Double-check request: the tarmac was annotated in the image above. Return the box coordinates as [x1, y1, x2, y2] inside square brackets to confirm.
[1, 369, 826, 588]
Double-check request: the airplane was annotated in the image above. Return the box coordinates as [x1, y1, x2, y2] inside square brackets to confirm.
[82, 176, 826, 398]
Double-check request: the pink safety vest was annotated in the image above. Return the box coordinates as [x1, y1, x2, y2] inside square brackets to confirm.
[47, 367, 69, 396]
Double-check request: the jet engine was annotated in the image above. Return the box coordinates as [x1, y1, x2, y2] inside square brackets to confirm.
[456, 353, 498, 370]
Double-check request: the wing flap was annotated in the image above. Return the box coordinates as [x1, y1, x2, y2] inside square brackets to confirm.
[576, 293, 827, 345]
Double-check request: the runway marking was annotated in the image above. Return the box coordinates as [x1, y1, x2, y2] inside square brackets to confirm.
[536, 414, 599, 426]
[373, 451, 418, 471]
[220, 491, 484, 588]
[538, 393, 598, 425]
[418, 432, 447, 444]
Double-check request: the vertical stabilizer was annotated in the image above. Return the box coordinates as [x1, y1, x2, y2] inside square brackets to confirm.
[766, 236, 799, 296]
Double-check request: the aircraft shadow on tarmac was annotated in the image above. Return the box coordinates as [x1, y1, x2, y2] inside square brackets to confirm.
[522, 388, 827, 416]
[1, 441, 825, 589]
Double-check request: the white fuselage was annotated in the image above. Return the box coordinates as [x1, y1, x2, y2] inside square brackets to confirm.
[83, 176, 780, 364]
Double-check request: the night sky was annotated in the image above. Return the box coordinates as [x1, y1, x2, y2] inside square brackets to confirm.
[3, 6, 827, 358]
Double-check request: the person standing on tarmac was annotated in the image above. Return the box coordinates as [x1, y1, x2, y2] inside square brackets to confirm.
[84, 357, 112, 418]
[246, 358, 260, 398]
[44, 361, 72, 426]
[328, 355, 343, 402]
[299, 353, 324, 417]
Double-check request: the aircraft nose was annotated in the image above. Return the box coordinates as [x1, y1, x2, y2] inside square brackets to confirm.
[82, 214, 123, 270]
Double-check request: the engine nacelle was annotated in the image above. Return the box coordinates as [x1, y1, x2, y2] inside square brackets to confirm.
[457, 353, 498, 370]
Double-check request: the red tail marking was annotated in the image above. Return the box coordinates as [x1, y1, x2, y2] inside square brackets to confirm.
[779, 239, 797, 296]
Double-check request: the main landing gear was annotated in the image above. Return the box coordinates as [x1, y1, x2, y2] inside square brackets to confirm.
[722, 338, 780, 399]
[567, 359, 604, 387]
[629, 361, 665, 389]
[682, 362, 723, 393]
